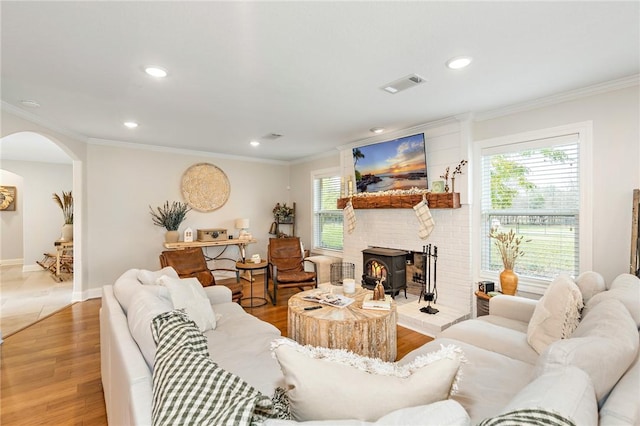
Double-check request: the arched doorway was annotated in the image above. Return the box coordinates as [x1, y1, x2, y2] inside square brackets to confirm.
[0, 131, 79, 337]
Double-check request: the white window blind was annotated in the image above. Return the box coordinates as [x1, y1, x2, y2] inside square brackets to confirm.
[313, 174, 343, 251]
[480, 133, 580, 280]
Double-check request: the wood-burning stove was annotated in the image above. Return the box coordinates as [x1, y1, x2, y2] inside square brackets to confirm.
[362, 247, 408, 298]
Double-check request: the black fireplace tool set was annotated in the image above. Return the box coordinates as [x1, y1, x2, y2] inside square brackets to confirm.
[414, 244, 439, 315]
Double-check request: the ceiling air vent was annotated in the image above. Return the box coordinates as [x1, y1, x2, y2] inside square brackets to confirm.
[262, 133, 283, 140]
[381, 74, 427, 94]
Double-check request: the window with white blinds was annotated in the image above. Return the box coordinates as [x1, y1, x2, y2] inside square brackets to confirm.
[480, 133, 580, 280]
[312, 172, 343, 251]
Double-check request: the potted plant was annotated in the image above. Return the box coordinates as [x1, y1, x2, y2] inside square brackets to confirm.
[489, 227, 529, 295]
[273, 203, 294, 223]
[53, 191, 73, 241]
[149, 201, 191, 242]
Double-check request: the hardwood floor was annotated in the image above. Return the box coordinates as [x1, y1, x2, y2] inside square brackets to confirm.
[0, 277, 432, 425]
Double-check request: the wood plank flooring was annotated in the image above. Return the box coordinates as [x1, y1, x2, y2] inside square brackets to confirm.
[1, 277, 432, 425]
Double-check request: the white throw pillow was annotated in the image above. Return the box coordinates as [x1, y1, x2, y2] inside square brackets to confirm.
[574, 271, 605, 304]
[271, 339, 463, 422]
[127, 287, 174, 370]
[157, 275, 216, 331]
[527, 274, 583, 354]
[137, 266, 179, 285]
[583, 273, 640, 327]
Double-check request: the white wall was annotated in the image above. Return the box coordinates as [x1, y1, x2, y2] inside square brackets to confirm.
[0, 161, 72, 267]
[0, 170, 24, 263]
[86, 142, 291, 288]
[473, 85, 639, 283]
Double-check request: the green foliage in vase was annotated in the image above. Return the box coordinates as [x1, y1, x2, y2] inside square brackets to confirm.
[149, 201, 191, 231]
[53, 191, 73, 224]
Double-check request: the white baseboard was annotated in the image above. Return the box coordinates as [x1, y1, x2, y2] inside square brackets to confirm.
[74, 287, 102, 302]
[23, 264, 43, 272]
[0, 258, 23, 267]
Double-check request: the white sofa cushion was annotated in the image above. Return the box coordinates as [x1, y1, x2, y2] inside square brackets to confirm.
[157, 275, 217, 331]
[497, 365, 598, 426]
[137, 266, 179, 285]
[263, 400, 471, 426]
[583, 273, 640, 327]
[527, 274, 583, 354]
[599, 338, 640, 426]
[442, 319, 538, 364]
[535, 298, 639, 403]
[271, 339, 463, 422]
[574, 271, 605, 304]
[127, 287, 174, 370]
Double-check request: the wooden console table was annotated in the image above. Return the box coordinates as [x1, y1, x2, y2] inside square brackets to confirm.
[288, 287, 397, 361]
[163, 238, 257, 279]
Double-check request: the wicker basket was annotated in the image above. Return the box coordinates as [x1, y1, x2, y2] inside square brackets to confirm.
[330, 262, 355, 285]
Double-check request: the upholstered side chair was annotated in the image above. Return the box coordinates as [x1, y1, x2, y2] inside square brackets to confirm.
[267, 237, 317, 305]
[159, 247, 243, 303]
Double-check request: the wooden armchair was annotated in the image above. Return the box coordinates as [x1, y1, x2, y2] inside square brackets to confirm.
[267, 237, 317, 305]
[159, 247, 243, 303]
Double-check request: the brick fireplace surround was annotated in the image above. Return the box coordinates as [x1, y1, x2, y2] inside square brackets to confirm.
[341, 205, 472, 335]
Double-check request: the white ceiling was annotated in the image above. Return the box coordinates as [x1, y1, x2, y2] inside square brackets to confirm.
[1, 1, 638, 162]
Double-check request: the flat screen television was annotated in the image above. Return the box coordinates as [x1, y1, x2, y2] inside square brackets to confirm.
[352, 133, 428, 194]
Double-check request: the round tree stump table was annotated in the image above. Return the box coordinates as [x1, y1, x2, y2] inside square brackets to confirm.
[288, 286, 397, 361]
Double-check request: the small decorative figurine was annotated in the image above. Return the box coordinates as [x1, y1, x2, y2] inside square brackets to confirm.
[373, 280, 385, 300]
[183, 227, 194, 243]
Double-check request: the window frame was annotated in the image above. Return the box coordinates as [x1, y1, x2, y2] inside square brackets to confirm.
[310, 167, 343, 255]
[472, 122, 593, 295]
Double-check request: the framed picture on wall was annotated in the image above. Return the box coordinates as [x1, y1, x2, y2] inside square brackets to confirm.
[0, 186, 17, 211]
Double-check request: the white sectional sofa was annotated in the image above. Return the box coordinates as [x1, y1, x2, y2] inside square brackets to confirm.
[100, 268, 639, 425]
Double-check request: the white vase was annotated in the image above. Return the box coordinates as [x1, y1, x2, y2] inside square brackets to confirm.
[60, 223, 73, 242]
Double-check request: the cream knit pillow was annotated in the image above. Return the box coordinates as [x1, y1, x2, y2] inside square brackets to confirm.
[527, 274, 583, 354]
[271, 339, 464, 422]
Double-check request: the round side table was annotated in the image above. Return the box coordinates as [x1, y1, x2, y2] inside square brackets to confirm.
[235, 260, 268, 308]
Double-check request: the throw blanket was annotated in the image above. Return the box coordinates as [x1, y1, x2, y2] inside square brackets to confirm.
[478, 408, 576, 426]
[151, 310, 289, 426]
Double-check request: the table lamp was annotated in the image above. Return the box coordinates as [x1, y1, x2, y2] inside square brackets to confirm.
[235, 218, 251, 239]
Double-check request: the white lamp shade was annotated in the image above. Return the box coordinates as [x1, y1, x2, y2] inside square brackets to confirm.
[235, 218, 250, 229]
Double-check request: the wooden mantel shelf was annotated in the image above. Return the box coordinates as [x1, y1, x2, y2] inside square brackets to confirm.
[337, 192, 460, 210]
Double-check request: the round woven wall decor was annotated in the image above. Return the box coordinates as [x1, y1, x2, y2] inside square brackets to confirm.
[181, 163, 230, 212]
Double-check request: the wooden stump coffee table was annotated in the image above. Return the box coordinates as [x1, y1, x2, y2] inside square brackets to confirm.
[288, 286, 397, 361]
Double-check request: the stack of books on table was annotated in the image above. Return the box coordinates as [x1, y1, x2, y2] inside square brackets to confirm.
[362, 294, 392, 311]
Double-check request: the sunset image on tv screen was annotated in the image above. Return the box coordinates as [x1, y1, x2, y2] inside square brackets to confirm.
[352, 133, 427, 193]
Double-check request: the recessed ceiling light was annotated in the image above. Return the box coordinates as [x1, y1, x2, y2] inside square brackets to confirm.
[250, 140, 260, 147]
[20, 99, 40, 108]
[144, 66, 168, 78]
[446, 56, 472, 70]
[370, 127, 385, 134]
[124, 121, 139, 129]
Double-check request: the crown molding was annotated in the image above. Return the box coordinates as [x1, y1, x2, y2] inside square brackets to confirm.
[475, 74, 639, 122]
[87, 138, 289, 166]
[1, 101, 88, 142]
[337, 116, 461, 152]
